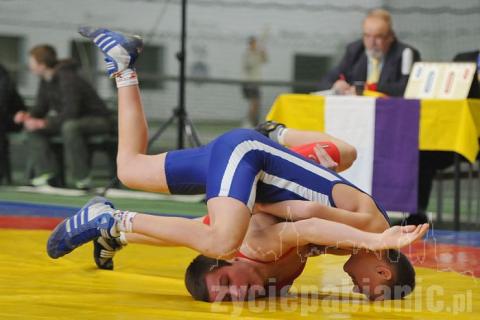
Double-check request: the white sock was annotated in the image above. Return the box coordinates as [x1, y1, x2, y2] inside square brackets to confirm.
[114, 210, 138, 233]
[277, 128, 288, 145]
[269, 127, 288, 145]
[115, 68, 139, 88]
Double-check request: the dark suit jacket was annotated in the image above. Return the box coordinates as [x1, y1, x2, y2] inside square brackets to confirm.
[29, 60, 110, 131]
[319, 39, 421, 97]
[453, 50, 480, 98]
[0, 64, 25, 134]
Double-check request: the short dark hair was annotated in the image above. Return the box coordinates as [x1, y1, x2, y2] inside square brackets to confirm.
[382, 249, 416, 299]
[184, 255, 231, 302]
[29, 44, 58, 68]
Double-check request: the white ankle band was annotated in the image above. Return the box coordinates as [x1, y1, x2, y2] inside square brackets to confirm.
[115, 210, 138, 233]
[115, 69, 139, 88]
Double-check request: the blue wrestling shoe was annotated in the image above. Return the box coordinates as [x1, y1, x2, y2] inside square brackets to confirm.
[78, 26, 143, 77]
[47, 196, 119, 259]
[93, 236, 124, 270]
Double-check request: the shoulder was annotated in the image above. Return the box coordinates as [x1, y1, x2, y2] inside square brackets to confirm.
[345, 39, 365, 53]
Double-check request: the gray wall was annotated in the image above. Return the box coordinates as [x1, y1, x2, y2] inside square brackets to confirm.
[0, 0, 478, 121]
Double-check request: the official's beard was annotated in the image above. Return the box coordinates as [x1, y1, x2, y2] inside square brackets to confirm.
[366, 48, 384, 60]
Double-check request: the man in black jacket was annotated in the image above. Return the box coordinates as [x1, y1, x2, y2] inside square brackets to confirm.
[319, 9, 421, 97]
[453, 50, 480, 98]
[14, 44, 111, 189]
[0, 64, 25, 183]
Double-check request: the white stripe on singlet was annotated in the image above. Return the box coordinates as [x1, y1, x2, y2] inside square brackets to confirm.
[219, 140, 339, 206]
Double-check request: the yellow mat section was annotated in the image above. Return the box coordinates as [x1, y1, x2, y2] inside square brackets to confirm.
[0, 229, 479, 319]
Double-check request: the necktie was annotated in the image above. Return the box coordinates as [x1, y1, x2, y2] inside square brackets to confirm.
[368, 57, 380, 84]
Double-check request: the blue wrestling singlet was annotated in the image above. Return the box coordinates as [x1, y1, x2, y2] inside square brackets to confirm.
[165, 129, 389, 223]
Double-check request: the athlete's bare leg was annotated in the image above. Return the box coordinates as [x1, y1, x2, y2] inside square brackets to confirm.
[72, 27, 253, 259]
[116, 85, 170, 193]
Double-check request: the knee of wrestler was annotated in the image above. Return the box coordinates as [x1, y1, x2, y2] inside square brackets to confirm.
[116, 158, 137, 189]
[116, 167, 130, 188]
[117, 152, 141, 189]
[202, 230, 242, 260]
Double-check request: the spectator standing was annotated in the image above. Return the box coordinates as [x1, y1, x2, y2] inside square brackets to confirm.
[241, 36, 267, 127]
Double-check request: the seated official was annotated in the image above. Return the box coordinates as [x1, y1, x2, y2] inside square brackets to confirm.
[319, 9, 421, 97]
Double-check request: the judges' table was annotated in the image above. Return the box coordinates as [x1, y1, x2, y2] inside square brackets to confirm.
[266, 94, 480, 229]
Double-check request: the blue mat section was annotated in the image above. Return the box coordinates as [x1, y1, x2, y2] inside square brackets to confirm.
[427, 229, 480, 247]
[2, 201, 480, 247]
[0, 200, 193, 219]
[0, 201, 76, 218]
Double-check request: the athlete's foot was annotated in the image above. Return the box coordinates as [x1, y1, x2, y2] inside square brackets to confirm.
[78, 26, 143, 77]
[255, 121, 286, 137]
[47, 196, 119, 259]
[93, 236, 124, 270]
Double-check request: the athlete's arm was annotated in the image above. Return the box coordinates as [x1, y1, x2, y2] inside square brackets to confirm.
[255, 200, 388, 233]
[263, 219, 428, 252]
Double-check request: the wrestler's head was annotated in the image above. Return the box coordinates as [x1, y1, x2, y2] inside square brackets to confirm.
[185, 255, 266, 302]
[343, 249, 415, 301]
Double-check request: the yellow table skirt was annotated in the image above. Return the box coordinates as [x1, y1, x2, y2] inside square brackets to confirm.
[267, 94, 480, 163]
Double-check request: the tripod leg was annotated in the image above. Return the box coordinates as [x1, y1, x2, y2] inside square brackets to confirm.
[148, 113, 178, 148]
[100, 176, 119, 196]
[184, 116, 202, 147]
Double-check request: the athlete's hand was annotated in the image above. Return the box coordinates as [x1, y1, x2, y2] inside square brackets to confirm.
[313, 144, 338, 171]
[374, 224, 429, 250]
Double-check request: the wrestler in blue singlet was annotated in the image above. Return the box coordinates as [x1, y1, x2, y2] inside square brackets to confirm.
[165, 129, 390, 223]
